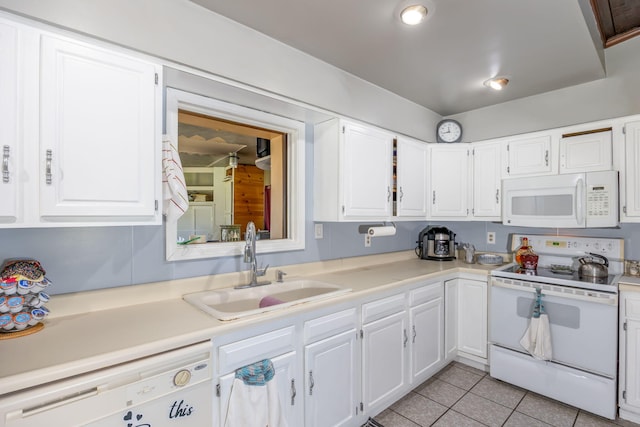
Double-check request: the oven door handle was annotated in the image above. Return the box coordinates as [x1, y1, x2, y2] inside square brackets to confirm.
[490, 278, 618, 306]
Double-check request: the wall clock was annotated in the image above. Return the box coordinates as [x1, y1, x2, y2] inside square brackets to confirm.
[436, 119, 463, 143]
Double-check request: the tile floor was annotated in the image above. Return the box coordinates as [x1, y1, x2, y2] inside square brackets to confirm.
[374, 362, 640, 427]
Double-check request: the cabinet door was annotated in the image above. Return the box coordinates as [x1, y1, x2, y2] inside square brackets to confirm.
[444, 280, 458, 361]
[396, 136, 428, 217]
[624, 318, 640, 410]
[472, 141, 502, 219]
[0, 20, 19, 221]
[343, 122, 393, 218]
[506, 135, 554, 176]
[457, 279, 487, 359]
[217, 351, 301, 427]
[39, 35, 159, 220]
[429, 145, 469, 218]
[362, 311, 407, 413]
[305, 329, 358, 427]
[560, 130, 612, 174]
[624, 122, 640, 219]
[410, 297, 443, 384]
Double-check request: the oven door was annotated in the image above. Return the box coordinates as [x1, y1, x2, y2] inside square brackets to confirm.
[489, 277, 618, 377]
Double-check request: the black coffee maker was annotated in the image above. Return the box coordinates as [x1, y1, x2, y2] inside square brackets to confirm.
[416, 226, 456, 261]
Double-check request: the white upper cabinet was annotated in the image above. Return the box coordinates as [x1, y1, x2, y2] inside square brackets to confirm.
[472, 141, 502, 219]
[505, 134, 556, 176]
[0, 19, 19, 222]
[428, 144, 470, 218]
[39, 35, 160, 222]
[0, 14, 161, 227]
[396, 136, 428, 218]
[623, 121, 640, 220]
[559, 129, 612, 174]
[314, 118, 394, 221]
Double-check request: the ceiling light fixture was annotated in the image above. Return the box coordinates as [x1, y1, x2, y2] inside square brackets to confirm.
[484, 77, 509, 90]
[228, 152, 239, 168]
[401, 5, 428, 25]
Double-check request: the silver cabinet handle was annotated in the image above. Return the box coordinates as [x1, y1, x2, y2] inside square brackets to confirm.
[545, 150, 549, 166]
[432, 190, 436, 204]
[46, 149, 53, 185]
[387, 186, 391, 202]
[403, 329, 408, 348]
[412, 325, 417, 343]
[309, 370, 314, 396]
[290, 379, 296, 406]
[495, 189, 500, 204]
[2, 145, 9, 183]
[399, 187, 404, 202]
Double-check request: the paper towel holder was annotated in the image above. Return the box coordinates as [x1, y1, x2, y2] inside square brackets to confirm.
[358, 222, 396, 235]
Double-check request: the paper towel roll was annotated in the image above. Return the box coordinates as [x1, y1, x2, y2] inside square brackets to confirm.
[367, 226, 396, 237]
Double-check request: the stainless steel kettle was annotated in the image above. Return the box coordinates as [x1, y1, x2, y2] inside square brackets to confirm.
[578, 252, 609, 278]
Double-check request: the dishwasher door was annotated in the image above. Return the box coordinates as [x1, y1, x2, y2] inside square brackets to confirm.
[0, 341, 213, 427]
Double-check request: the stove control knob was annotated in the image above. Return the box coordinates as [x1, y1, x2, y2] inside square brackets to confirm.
[173, 369, 192, 387]
[594, 242, 600, 250]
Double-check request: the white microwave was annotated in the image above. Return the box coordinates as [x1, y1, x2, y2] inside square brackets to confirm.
[502, 170, 618, 228]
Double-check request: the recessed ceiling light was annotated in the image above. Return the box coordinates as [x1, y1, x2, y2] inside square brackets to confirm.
[484, 77, 509, 90]
[401, 5, 428, 25]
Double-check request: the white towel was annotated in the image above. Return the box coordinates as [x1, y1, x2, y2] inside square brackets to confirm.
[224, 377, 287, 427]
[520, 304, 553, 360]
[162, 135, 189, 222]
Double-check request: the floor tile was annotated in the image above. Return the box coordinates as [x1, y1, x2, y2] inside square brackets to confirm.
[516, 393, 578, 427]
[414, 378, 466, 407]
[451, 361, 487, 376]
[374, 408, 420, 427]
[504, 411, 552, 427]
[451, 392, 512, 427]
[470, 376, 526, 409]
[574, 411, 619, 427]
[390, 391, 448, 426]
[436, 364, 484, 391]
[431, 409, 486, 427]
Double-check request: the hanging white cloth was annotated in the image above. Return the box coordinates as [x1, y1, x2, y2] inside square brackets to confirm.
[520, 289, 553, 361]
[224, 359, 287, 427]
[162, 135, 189, 222]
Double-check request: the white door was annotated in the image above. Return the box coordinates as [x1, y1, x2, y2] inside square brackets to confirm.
[457, 279, 487, 359]
[444, 280, 458, 361]
[362, 311, 407, 413]
[39, 35, 159, 220]
[624, 121, 640, 219]
[625, 318, 640, 409]
[429, 145, 469, 218]
[410, 297, 443, 383]
[305, 329, 358, 427]
[506, 135, 554, 176]
[0, 20, 19, 221]
[218, 351, 300, 427]
[396, 136, 428, 217]
[472, 141, 502, 219]
[560, 130, 612, 174]
[343, 122, 393, 218]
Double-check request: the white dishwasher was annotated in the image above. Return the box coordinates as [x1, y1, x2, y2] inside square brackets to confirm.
[0, 341, 213, 427]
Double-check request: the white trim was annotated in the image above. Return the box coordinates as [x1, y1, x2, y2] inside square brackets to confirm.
[165, 88, 305, 261]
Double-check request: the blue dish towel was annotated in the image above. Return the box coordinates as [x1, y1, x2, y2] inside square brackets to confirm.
[235, 359, 275, 386]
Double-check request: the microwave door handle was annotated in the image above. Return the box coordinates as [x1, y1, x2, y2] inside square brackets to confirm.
[576, 177, 585, 226]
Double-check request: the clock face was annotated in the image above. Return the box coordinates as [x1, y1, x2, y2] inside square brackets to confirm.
[437, 120, 462, 143]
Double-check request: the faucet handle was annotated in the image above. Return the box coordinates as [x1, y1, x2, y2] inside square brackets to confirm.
[257, 264, 270, 277]
[276, 270, 287, 282]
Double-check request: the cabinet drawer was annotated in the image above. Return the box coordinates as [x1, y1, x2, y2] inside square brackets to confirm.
[626, 295, 640, 320]
[409, 282, 443, 307]
[362, 293, 405, 324]
[218, 326, 295, 374]
[304, 307, 357, 344]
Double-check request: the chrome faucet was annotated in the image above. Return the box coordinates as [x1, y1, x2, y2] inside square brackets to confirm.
[235, 221, 270, 289]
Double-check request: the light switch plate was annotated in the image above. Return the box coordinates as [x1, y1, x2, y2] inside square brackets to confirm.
[314, 223, 323, 239]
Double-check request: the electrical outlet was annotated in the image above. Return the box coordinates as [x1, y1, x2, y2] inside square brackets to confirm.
[487, 232, 496, 244]
[314, 223, 323, 239]
[365, 234, 371, 247]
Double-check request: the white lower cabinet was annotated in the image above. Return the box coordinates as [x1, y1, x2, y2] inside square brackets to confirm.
[304, 308, 359, 427]
[444, 279, 458, 362]
[409, 282, 444, 384]
[445, 278, 488, 362]
[619, 290, 640, 423]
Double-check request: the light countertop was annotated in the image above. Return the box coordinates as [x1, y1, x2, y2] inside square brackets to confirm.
[0, 251, 501, 396]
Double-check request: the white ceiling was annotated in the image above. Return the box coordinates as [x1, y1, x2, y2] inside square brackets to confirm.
[189, 0, 606, 116]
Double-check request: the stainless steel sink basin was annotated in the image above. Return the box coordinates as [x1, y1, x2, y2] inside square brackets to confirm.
[183, 280, 351, 321]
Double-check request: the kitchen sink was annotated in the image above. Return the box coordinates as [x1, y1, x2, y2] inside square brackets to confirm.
[183, 280, 352, 321]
